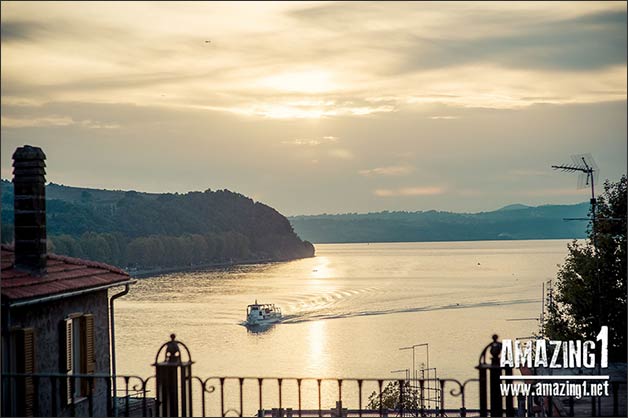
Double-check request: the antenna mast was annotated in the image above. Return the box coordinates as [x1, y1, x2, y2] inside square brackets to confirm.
[552, 153, 598, 223]
[551, 153, 601, 329]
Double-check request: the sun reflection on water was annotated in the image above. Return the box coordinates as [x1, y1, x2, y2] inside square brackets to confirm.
[310, 256, 335, 279]
[305, 320, 328, 375]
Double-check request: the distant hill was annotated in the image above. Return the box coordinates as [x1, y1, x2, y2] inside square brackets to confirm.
[497, 203, 531, 211]
[45, 182, 160, 204]
[1, 180, 314, 269]
[288, 203, 590, 243]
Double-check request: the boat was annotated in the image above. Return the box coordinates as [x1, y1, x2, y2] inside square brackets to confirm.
[246, 300, 282, 325]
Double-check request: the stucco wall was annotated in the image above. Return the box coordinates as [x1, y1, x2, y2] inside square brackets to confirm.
[8, 289, 111, 417]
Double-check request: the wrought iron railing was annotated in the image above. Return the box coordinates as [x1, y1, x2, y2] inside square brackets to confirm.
[2, 334, 626, 417]
[1, 373, 478, 417]
[193, 376, 479, 417]
[1, 373, 154, 417]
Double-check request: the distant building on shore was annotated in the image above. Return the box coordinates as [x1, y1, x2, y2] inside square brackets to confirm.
[1, 145, 134, 417]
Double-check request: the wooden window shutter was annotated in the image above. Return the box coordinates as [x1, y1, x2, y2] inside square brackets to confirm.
[59, 318, 73, 405]
[14, 328, 35, 417]
[80, 314, 96, 395]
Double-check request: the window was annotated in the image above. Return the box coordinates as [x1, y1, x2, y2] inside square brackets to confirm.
[61, 314, 95, 404]
[11, 328, 35, 417]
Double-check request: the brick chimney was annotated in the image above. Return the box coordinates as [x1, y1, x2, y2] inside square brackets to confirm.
[12, 145, 47, 275]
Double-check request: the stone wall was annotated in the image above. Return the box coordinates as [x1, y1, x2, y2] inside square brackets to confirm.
[9, 289, 112, 417]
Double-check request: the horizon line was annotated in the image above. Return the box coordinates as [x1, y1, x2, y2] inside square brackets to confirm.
[0, 177, 591, 217]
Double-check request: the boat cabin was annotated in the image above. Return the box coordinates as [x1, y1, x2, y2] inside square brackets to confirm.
[246, 300, 282, 324]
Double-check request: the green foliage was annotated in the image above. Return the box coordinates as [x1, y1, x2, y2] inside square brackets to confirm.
[1, 180, 314, 269]
[367, 381, 418, 412]
[289, 203, 590, 243]
[544, 176, 627, 361]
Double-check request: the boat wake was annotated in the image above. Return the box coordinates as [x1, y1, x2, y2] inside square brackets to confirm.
[237, 285, 539, 327]
[281, 297, 539, 324]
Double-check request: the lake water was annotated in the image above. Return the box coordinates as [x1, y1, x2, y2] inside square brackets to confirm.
[114, 240, 570, 414]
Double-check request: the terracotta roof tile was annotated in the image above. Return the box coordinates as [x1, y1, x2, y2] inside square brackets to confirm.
[1, 244, 131, 303]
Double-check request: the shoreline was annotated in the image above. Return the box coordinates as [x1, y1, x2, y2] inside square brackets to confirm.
[129, 255, 313, 278]
[304, 237, 583, 245]
[130, 258, 274, 278]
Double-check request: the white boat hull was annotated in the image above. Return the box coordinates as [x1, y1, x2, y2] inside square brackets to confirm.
[246, 301, 282, 326]
[246, 316, 282, 326]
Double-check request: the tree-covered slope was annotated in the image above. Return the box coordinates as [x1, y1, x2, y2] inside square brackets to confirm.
[288, 203, 590, 243]
[1, 180, 314, 268]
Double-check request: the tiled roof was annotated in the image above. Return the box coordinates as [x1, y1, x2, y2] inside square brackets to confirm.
[1, 244, 131, 303]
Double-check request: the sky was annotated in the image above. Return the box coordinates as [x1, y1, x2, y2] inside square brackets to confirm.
[1, 1, 626, 216]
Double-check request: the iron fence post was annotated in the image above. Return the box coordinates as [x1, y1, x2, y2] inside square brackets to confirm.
[478, 364, 487, 417]
[153, 334, 194, 417]
[489, 335, 503, 416]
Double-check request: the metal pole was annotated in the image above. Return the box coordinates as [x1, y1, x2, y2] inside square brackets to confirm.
[412, 348, 416, 388]
[401, 344, 430, 415]
[413, 347, 417, 416]
[110, 284, 131, 417]
[391, 369, 410, 379]
[426, 345, 430, 409]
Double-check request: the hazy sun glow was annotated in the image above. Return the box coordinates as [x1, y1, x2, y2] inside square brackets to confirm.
[257, 70, 338, 94]
[1, 1, 625, 214]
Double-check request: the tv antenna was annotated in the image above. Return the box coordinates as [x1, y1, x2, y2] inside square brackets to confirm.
[552, 153, 598, 223]
[552, 153, 598, 200]
[552, 153, 602, 333]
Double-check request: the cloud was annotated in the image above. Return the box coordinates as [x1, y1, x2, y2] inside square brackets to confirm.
[0, 20, 48, 42]
[282, 136, 338, 146]
[429, 115, 459, 120]
[1, 115, 120, 129]
[256, 70, 338, 94]
[283, 139, 323, 146]
[329, 149, 354, 160]
[0, 98, 624, 215]
[1, 115, 74, 128]
[359, 165, 414, 176]
[0, 2, 625, 216]
[244, 103, 396, 119]
[393, 11, 626, 74]
[0, 16, 133, 44]
[1, 2, 624, 119]
[291, 3, 626, 73]
[374, 187, 445, 197]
